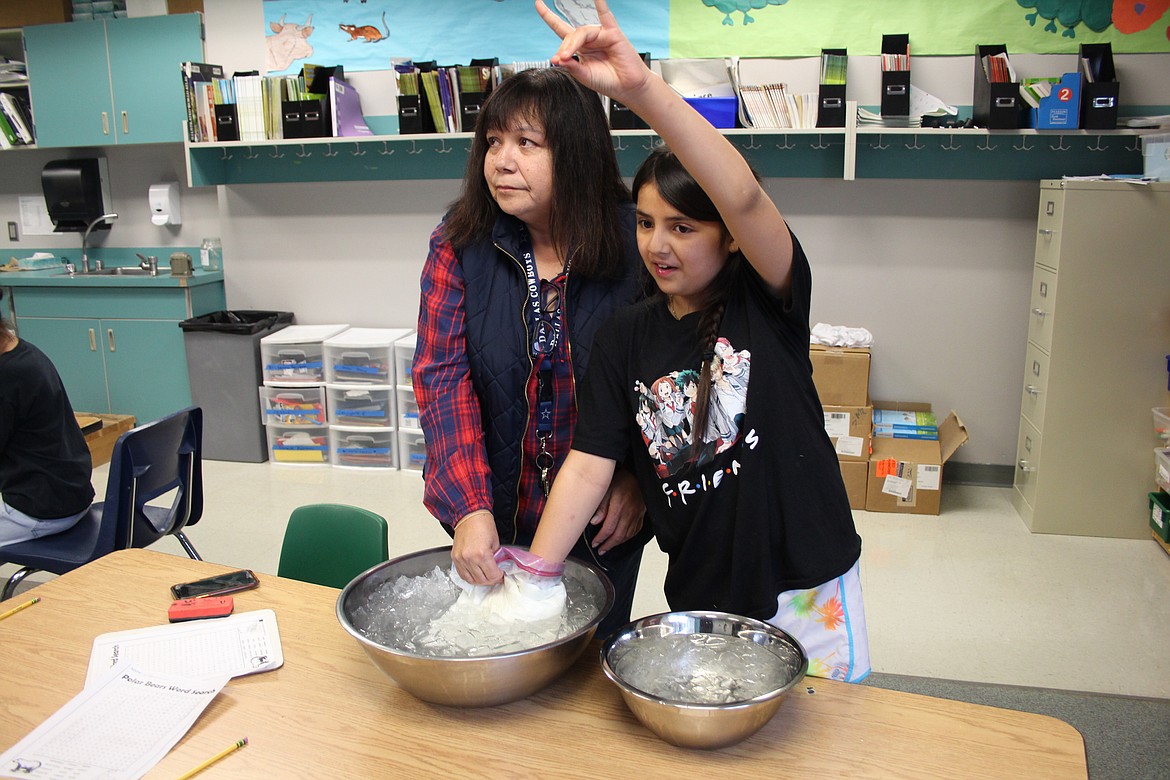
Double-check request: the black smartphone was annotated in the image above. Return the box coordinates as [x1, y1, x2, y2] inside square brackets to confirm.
[170, 569, 259, 600]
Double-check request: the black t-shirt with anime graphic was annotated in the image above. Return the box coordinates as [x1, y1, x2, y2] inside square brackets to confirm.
[573, 234, 861, 620]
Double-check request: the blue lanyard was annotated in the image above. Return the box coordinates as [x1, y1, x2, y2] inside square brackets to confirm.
[518, 227, 563, 360]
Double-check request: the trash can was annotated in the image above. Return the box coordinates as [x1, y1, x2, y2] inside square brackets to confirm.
[180, 310, 294, 462]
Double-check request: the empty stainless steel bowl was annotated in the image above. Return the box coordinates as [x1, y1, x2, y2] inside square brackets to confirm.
[601, 611, 807, 749]
[337, 546, 614, 707]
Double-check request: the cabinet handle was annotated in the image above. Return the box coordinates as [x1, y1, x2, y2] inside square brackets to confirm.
[1018, 460, 1035, 472]
[121, 111, 128, 135]
[1030, 307, 1048, 318]
[107, 328, 115, 352]
[1037, 228, 1054, 236]
[102, 111, 109, 135]
[88, 328, 96, 352]
[1025, 385, 1043, 397]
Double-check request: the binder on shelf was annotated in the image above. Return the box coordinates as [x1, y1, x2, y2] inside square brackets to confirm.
[213, 102, 239, 142]
[973, 44, 1021, 129]
[880, 34, 910, 117]
[459, 58, 498, 132]
[816, 48, 847, 128]
[610, 52, 650, 129]
[1025, 72, 1080, 130]
[281, 98, 327, 138]
[329, 76, 372, 137]
[1078, 43, 1119, 129]
[395, 60, 438, 134]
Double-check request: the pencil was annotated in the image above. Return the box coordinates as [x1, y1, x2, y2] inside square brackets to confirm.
[175, 737, 248, 780]
[0, 596, 40, 622]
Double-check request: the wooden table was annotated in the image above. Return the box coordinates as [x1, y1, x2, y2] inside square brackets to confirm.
[0, 550, 1087, 779]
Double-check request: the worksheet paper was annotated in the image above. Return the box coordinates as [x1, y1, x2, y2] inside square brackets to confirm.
[85, 609, 283, 687]
[0, 663, 227, 780]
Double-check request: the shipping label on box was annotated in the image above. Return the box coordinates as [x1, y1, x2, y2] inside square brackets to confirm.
[810, 344, 870, 407]
[823, 405, 872, 461]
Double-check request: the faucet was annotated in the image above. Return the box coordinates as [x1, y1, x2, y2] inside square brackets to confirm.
[81, 212, 118, 273]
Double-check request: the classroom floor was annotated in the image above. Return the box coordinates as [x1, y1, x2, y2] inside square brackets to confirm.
[6, 460, 1169, 700]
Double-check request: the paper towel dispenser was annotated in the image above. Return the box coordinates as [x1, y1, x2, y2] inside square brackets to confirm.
[42, 158, 113, 232]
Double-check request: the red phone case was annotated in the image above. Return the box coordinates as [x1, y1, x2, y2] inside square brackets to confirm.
[168, 596, 235, 622]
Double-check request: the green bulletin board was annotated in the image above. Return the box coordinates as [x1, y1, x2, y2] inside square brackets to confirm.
[669, 0, 1170, 57]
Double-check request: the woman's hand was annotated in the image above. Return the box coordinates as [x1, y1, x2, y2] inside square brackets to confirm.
[588, 467, 645, 554]
[451, 511, 503, 585]
[535, 0, 651, 107]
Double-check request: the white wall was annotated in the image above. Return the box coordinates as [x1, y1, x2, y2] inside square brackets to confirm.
[3, 0, 1169, 471]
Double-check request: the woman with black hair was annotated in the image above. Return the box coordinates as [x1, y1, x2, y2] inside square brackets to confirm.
[412, 67, 649, 634]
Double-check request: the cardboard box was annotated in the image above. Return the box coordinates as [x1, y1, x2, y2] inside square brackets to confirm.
[865, 402, 968, 515]
[823, 405, 872, 462]
[810, 344, 870, 406]
[839, 460, 868, 510]
[76, 413, 136, 468]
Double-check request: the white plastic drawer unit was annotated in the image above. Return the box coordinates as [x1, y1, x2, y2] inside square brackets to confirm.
[397, 389, 420, 430]
[267, 424, 330, 465]
[323, 327, 412, 385]
[260, 385, 327, 426]
[327, 384, 394, 427]
[330, 425, 397, 469]
[394, 333, 417, 388]
[399, 430, 426, 472]
[260, 324, 349, 384]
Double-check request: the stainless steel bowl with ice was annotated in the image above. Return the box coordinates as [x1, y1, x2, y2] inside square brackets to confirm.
[337, 546, 614, 707]
[601, 611, 807, 749]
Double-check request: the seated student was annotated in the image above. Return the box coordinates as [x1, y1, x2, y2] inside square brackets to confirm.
[0, 290, 94, 547]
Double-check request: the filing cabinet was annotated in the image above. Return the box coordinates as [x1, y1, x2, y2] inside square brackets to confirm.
[1011, 180, 1170, 538]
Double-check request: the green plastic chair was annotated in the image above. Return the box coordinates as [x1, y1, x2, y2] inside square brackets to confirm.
[277, 503, 389, 589]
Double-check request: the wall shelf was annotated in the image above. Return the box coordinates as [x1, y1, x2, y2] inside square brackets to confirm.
[184, 102, 1149, 187]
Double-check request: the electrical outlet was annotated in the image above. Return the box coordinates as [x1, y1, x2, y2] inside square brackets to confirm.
[7, 222, 17, 241]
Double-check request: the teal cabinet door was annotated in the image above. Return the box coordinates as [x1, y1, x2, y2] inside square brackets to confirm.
[15, 317, 111, 414]
[23, 21, 114, 148]
[101, 318, 192, 422]
[23, 14, 204, 147]
[106, 14, 204, 144]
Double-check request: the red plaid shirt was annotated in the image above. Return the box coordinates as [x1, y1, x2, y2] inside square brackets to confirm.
[413, 228, 574, 535]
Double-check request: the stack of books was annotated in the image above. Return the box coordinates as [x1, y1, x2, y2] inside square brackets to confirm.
[738, 83, 818, 129]
[0, 91, 33, 147]
[1019, 77, 1059, 109]
[183, 62, 369, 142]
[0, 57, 34, 147]
[873, 408, 939, 440]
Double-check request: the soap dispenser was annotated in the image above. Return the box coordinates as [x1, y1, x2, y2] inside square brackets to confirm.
[149, 182, 182, 226]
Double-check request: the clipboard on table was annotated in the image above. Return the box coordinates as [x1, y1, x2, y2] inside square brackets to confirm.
[85, 609, 284, 687]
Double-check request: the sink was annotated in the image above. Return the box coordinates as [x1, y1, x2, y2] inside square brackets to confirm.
[55, 267, 156, 277]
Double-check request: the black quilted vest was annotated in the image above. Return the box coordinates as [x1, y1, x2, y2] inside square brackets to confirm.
[459, 206, 642, 542]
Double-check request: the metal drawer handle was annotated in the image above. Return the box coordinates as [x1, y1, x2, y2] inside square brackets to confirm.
[88, 328, 97, 352]
[122, 111, 128, 134]
[1018, 460, 1035, 472]
[1038, 228, 1054, 236]
[101, 111, 109, 135]
[1025, 385, 1042, 397]
[1031, 308, 1048, 318]
[108, 328, 115, 352]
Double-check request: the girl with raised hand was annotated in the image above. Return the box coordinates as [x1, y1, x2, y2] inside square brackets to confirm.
[525, 0, 870, 681]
